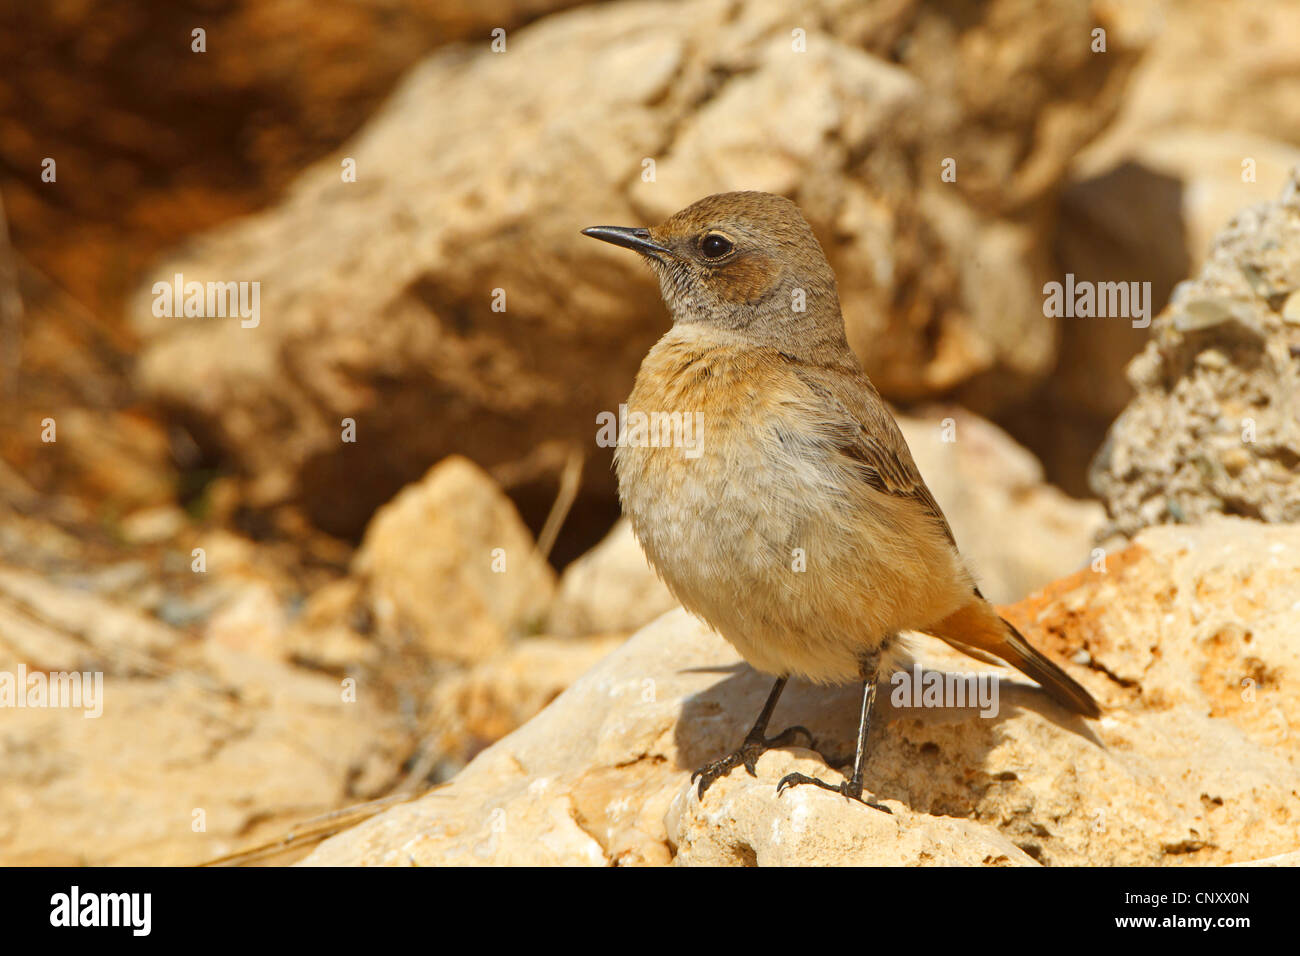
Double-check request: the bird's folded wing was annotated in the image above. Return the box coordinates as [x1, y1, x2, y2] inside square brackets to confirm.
[785, 359, 958, 549]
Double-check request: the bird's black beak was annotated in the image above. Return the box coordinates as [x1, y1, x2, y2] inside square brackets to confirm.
[581, 226, 672, 257]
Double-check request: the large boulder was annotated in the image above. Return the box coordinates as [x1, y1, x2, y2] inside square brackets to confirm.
[301, 517, 1300, 866]
[129, 0, 1137, 535]
[0, 0, 591, 316]
[1090, 171, 1300, 537]
[1023, 0, 1300, 493]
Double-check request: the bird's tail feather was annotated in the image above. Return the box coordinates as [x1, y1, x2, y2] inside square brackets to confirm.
[992, 617, 1101, 718]
[931, 601, 1101, 718]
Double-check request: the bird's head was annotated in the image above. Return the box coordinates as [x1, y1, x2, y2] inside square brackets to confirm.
[583, 191, 845, 349]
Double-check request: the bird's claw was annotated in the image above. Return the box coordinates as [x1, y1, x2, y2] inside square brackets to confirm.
[776, 772, 892, 813]
[691, 725, 814, 799]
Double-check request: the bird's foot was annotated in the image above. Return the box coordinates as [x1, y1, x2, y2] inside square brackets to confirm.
[691, 725, 813, 799]
[776, 772, 892, 813]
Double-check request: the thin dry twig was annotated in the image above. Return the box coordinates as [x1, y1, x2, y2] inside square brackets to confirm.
[197, 788, 448, 867]
[535, 442, 584, 564]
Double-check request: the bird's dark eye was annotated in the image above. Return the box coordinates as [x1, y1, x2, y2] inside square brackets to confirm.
[700, 233, 733, 259]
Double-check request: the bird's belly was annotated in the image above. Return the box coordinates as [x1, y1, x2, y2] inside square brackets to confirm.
[612, 326, 971, 683]
[615, 411, 919, 684]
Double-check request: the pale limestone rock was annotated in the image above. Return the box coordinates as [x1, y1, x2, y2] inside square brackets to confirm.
[0, 566, 178, 661]
[548, 519, 677, 636]
[302, 519, 1300, 866]
[353, 456, 556, 665]
[1229, 850, 1300, 867]
[665, 750, 1037, 867]
[1035, 0, 1300, 491]
[283, 578, 380, 673]
[423, 633, 627, 778]
[0, 667, 404, 865]
[1090, 172, 1300, 536]
[1082, 0, 1300, 163]
[119, 505, 187, 545]
[0, 572, 406, 865]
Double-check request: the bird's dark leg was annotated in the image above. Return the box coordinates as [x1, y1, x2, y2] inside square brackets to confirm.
[691, 675, 813, 799]
[777, 659, 892, 813]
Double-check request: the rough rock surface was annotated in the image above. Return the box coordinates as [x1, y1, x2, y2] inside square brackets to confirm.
[548, 518, 677, 637]
[1061, 0, 1300, 286]
[1036, 134, 1300, 496]
[0, 565, 406, 865]
[423, 633, 628, 780]
[665, 748, 1036, 867]
[129, 0, 1136, 534]
[1081, 1, 1300, 164]
[1022, 0, 1300, 494]
[302, 518, 1300, 866]
[1090, 171, 1300, 537]
[0, 451, 580, 865]
[353, 456, 556, 665]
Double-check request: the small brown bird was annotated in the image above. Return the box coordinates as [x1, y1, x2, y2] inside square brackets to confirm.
[583, 191, 1099, 808]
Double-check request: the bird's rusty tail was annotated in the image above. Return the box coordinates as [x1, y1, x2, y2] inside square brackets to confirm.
[930, 598, 1101, 718]
[993, 617, 1101, 718]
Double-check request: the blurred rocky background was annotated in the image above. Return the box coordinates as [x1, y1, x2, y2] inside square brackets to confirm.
[0, 0, 1296, 865]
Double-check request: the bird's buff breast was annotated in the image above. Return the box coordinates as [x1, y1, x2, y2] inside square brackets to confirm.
[613, 327, 940, 684]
